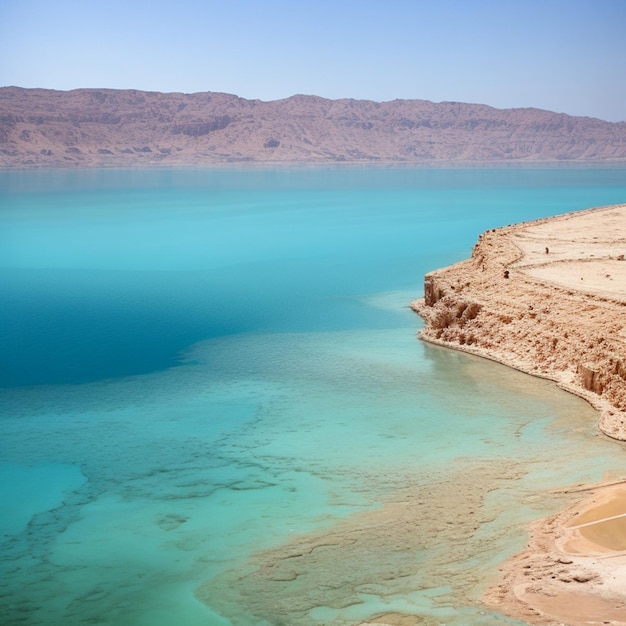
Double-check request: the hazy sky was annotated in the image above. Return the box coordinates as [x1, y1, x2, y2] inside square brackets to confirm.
[1, 0, 625, 121]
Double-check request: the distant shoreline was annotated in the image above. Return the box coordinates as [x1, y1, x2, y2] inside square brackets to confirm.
[3, 161, 626, 173]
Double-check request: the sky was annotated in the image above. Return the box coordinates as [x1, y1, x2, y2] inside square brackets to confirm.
[0, 0, 625, 122]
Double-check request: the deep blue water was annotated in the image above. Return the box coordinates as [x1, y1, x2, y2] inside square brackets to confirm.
[1, 166, 626, 626]
[3, 167, 626, 388]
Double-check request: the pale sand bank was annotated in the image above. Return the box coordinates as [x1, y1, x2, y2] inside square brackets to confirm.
[484, 479, 626, 626]
[412, 204, 626, 625]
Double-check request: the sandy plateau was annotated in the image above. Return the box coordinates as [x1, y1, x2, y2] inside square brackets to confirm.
[412, 204, 626, 625]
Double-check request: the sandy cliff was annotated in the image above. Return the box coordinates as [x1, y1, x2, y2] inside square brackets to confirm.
[2, 87, 626, 167]
[412, 204, 626, 440]
[412, 204, 626, 625]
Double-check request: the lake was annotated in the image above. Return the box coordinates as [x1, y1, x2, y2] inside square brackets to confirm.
[1, 166, 626, 625]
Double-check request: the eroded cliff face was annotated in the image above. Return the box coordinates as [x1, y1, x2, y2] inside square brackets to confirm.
[412, 205, 626, 440]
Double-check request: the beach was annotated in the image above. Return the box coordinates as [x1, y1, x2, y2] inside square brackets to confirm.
[412, 204, 626, 625]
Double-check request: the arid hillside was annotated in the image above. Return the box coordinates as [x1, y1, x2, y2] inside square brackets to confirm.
[1, 87, 625, 167]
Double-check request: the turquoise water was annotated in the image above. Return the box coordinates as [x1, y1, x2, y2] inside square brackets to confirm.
[1, 167, 626, 625]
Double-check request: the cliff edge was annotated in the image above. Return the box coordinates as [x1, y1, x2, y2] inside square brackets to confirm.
[412, 203, 626, 440]
[412, 204, 626, 625]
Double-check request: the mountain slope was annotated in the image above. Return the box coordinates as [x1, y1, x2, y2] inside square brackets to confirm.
[1, 87, 625, 167]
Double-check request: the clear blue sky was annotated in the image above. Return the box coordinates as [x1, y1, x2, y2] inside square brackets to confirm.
[1, 0, 625, 121]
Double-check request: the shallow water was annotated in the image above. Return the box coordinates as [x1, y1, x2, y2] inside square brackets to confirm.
[1, 166, 626, 625]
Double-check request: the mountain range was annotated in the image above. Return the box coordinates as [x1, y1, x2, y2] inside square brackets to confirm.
[1, 87, 625, 167]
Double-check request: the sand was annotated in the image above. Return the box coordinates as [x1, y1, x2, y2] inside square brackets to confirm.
[411, 203, 626, 625]
[484, 479, 626, 626]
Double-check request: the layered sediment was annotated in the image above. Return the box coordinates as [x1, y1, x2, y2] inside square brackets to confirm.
[412, 204, 626, 440]
[412, 204, 626, 625]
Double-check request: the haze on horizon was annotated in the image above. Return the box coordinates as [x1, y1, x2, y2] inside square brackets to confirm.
[0, 0, 625, 123]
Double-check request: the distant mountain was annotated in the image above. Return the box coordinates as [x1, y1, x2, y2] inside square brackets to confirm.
[1, 87, 625, 167]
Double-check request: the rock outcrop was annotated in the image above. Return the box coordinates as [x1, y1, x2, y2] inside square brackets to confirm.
[413, 204, 626, 625]
[412, 204, 626, 440]
[1, 87, 626, 167]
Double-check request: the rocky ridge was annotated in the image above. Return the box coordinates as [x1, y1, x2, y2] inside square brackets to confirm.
[1, 87, 626, 167]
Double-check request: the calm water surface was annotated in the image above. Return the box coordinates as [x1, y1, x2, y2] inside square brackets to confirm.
[1, 167, 626, 625]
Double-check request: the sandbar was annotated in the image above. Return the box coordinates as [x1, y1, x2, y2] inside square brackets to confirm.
[412, 204, 626, 625]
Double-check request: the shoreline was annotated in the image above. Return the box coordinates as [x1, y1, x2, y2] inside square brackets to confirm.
[4, 161, 626, 172]
[412, 203, 626, 625]
[412, 203, 626, 440]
